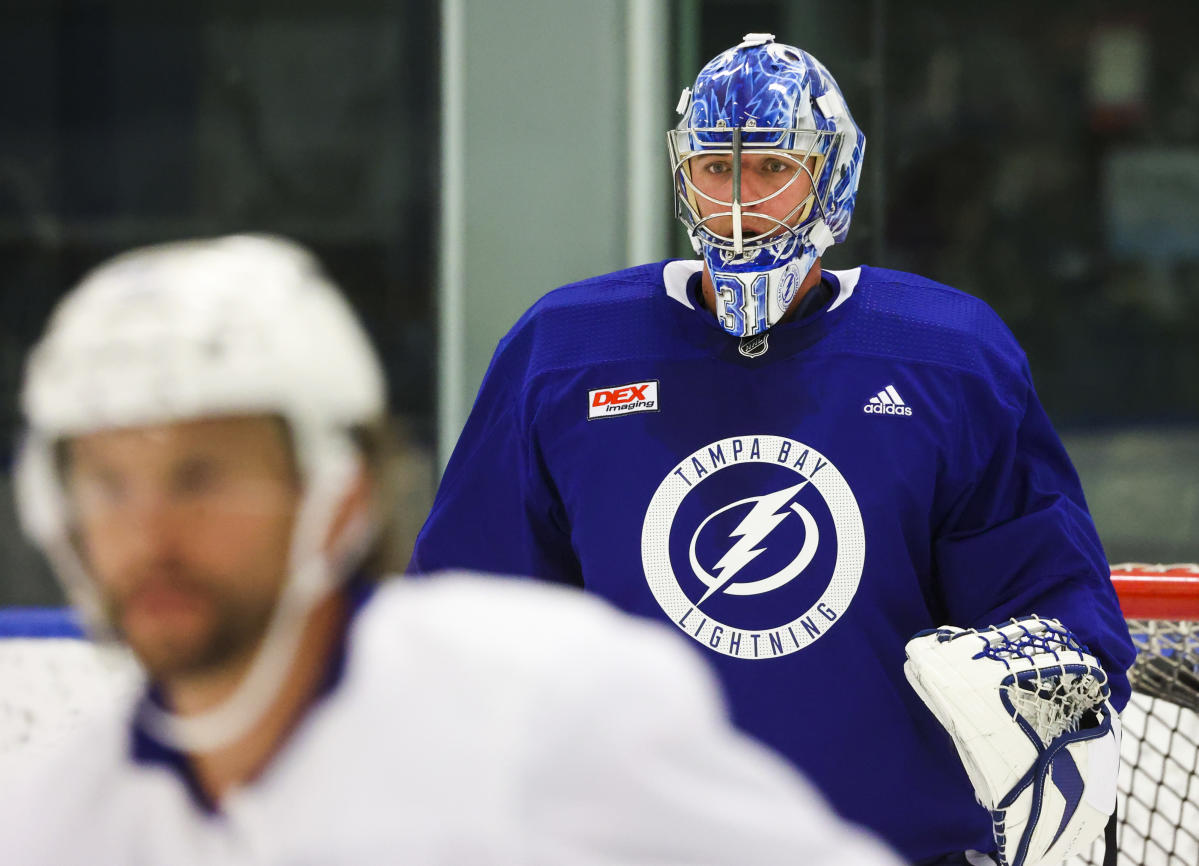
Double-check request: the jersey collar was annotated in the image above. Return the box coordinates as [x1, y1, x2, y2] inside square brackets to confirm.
[660, 259, 860, 362]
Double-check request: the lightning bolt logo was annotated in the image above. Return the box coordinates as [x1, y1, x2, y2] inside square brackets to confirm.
[641, 435, 864, 659]
[690, 481, 815, 605]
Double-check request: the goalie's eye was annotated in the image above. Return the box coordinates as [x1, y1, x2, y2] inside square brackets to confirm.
[695, 157, 732, 176]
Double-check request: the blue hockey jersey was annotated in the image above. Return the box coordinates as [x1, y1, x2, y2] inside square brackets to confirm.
[411, 260, 1136, 862]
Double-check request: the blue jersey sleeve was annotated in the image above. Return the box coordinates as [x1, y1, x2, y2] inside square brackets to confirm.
[409, 335, 582, 586]
[932, 364, 1136, 710]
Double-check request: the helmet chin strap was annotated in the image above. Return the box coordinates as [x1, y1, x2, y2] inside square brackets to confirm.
[136, 558, 328, 753]
[134, 430, 366, 753]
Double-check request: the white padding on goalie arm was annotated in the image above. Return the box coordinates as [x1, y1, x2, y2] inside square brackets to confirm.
[904, 617, 1118, 866]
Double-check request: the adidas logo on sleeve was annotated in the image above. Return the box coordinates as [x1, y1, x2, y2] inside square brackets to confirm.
[863, 385, 912, 416]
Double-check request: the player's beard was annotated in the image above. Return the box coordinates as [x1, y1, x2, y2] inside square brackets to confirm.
[101, 564, 279, 682]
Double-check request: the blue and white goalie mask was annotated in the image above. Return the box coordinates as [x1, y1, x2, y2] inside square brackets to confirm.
[669, 34, 866, 337]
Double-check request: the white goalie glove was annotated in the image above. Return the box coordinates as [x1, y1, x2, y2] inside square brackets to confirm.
[904, 617, 1119, 866]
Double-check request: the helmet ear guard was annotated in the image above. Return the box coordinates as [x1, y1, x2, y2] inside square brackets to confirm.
[667, 34, 866, 338]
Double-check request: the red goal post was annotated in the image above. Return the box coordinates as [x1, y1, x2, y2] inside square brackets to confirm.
[1110, 563, 1199, 622]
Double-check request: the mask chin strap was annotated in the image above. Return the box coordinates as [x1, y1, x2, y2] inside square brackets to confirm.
[134, 429, 366, 754]
[731, 125, 743, 255]
[806, 219, 836, 257]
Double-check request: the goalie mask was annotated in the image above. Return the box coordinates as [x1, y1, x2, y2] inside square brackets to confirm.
[669, 33, 865, 337]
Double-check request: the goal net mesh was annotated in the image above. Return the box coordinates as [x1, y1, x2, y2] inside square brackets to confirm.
[1072, 564, 1199, 866]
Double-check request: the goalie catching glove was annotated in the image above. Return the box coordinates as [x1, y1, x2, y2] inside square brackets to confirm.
[904, 617, 1119, 866]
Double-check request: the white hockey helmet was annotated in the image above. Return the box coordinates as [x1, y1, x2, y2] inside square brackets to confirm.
[15, 234, 386, 749]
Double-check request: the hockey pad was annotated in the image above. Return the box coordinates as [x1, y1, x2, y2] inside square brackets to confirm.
[904, 617, 1119, 866]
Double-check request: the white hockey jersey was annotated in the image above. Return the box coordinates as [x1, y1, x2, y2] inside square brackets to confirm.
[0, 574, 901, 865]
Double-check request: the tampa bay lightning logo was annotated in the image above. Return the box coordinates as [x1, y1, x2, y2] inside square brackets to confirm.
[642, 435, 864, 659]
[689, 482, 819, 603]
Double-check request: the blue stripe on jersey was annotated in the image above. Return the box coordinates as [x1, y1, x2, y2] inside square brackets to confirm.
[0, 607, 83, 638]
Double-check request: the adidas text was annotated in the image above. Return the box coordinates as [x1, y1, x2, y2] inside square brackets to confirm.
[863, 403, 912, 416]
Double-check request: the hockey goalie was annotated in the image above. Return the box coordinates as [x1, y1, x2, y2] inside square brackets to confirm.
[905, 617, 1120, 866]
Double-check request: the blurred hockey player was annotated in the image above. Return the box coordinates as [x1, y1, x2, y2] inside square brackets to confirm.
[411, 34, 1137, 866]
[1, 235, 902, 865]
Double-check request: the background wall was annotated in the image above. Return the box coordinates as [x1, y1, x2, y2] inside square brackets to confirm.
[0, 0, 1194, 605]
[438, 0, 671, 459]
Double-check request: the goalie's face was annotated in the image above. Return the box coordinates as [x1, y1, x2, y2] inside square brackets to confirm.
[63, 415, 301, 682]
[676, 143, 824, 253]
[680, 150, 820, 251]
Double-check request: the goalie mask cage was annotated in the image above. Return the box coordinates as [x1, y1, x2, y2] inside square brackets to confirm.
[1, 567, 1196, 864]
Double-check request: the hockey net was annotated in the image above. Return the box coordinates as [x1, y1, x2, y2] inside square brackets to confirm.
[1072, 564, 1199, 866]
[1, 566, 1197, 864]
